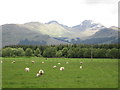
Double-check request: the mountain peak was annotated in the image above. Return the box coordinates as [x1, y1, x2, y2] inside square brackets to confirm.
[72, 20, 105, 31]
[24, 22, 42, 25]
[81, 20, 103, 26]
[47, 20, 59, 24]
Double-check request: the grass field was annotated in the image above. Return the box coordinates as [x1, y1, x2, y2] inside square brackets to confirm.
[2, 57, 118, 88]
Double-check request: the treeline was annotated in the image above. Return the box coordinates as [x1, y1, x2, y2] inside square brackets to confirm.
[1, 44, 120, 58]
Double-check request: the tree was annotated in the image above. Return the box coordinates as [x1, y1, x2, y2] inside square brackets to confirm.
[67, 48, 75, 58]
[17, 48, 25, 56]
[109, 48, 118, 58]
[74, 48, 84, 58]
[11, 48, 18, 57]
[106, 49, 111, 58]
[25, 48, 33, 56]
[56, 50, 62, 57]
[2, 47, 13, 57]
[62, 47, 68, 57]
[34, 48, 41, 57]
[93, 48, 107, 58]
[83, 48, 91, 58]
[43, 47, 57, 57]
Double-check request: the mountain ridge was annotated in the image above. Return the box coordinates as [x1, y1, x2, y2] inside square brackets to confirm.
[1, 20, 119, 46]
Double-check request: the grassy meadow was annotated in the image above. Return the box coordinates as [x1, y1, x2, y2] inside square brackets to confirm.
[2, 57, 118, 88]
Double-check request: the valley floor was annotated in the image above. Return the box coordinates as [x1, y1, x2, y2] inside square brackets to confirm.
[2, 57, 118, 88]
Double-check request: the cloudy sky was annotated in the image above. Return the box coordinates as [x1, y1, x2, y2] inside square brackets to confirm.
[0, 0, 119, 27]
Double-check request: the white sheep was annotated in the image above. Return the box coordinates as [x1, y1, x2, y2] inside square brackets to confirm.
[60, 67, 64, 71]
[32, 61, 35, 64]
[80, 62, 83, 64]
[66, 62, 69, 64]
[38, 69, 44, 75]
[58, 63, 61, 65]
[11, 61, 15, 63]
[53, 65, 57, 68]
[25, 67, 30, 72]
[80, 66, 83, 69]
[42, 61, 44, 64]
[36, 73, 40, 77]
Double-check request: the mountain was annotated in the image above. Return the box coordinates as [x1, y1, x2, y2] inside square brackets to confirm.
[70, 20, 106, 39]
[2, 24, 68, 47]
[23, 21, 75, 38]
[90, 28, 118, 38]
[72, 20, 105, 31]
[1, 20, 119, 46]
[71, 28, 119, 44]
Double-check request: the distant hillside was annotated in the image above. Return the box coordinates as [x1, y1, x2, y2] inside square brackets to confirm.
[2, 24, 68, 47]
[1, 20, 119, 46]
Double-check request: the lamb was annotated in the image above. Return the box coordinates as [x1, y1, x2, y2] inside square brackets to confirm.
[25, 67, 30, 72]
[80, 62, 83, 64]
[66, 62, 69, 64]
[11, 61, 15, 63]
[53, 65, 57, 68]
[60, 67, 64, 71]
[42, 61, 44, 64]
[36, 73, 40, 77]
[58, 63, 61, 65]
[80, 66, 83, 69]
[32, 61, 35, 64]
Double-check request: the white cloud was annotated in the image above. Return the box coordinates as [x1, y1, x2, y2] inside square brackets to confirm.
[0, 0, 118, 27]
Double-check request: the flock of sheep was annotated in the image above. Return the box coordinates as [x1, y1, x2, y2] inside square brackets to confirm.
[1, 59, 83, 77]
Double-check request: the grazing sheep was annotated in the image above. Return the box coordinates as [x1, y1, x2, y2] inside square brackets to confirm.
[38, 69, 44, 75]
[25, 67, 30, 72]
[36, 73, 40, 77]
[66, 62, 69, 64]
[11, 61, 15, 63]
[42, 61, 44, 64]
[80, 66, 83, 69]
[80, 62, 83, 64]
[53, 65, 57, 68]
[36, 69, 44, 77]
[60, 67, 64, 71]
[58, 63, 61, 65]
[32, 61, 35, 64]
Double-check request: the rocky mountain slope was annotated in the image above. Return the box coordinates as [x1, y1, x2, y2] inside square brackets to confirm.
[1, 20, 119, 46]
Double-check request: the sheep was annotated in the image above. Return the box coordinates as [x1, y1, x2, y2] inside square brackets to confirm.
[36, 73, 40, 77]
[80, 62, 83, 64]
[38, 69, 44, 75]
[11, 61, 15, 63]
[31, 61, 35, 64]
[66, 62, 69, 64]
[80, 66, 83, 69]
[36, 69, 44, 77]
[42, 61, 44, 64]
[60, 67, 64, 71]
[25, 67, 30, 72]
[58, 63, 61, 65]
[53, 65, 57, 68]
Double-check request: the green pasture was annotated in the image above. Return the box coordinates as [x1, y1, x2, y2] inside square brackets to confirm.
[2, 57, 118, 88]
